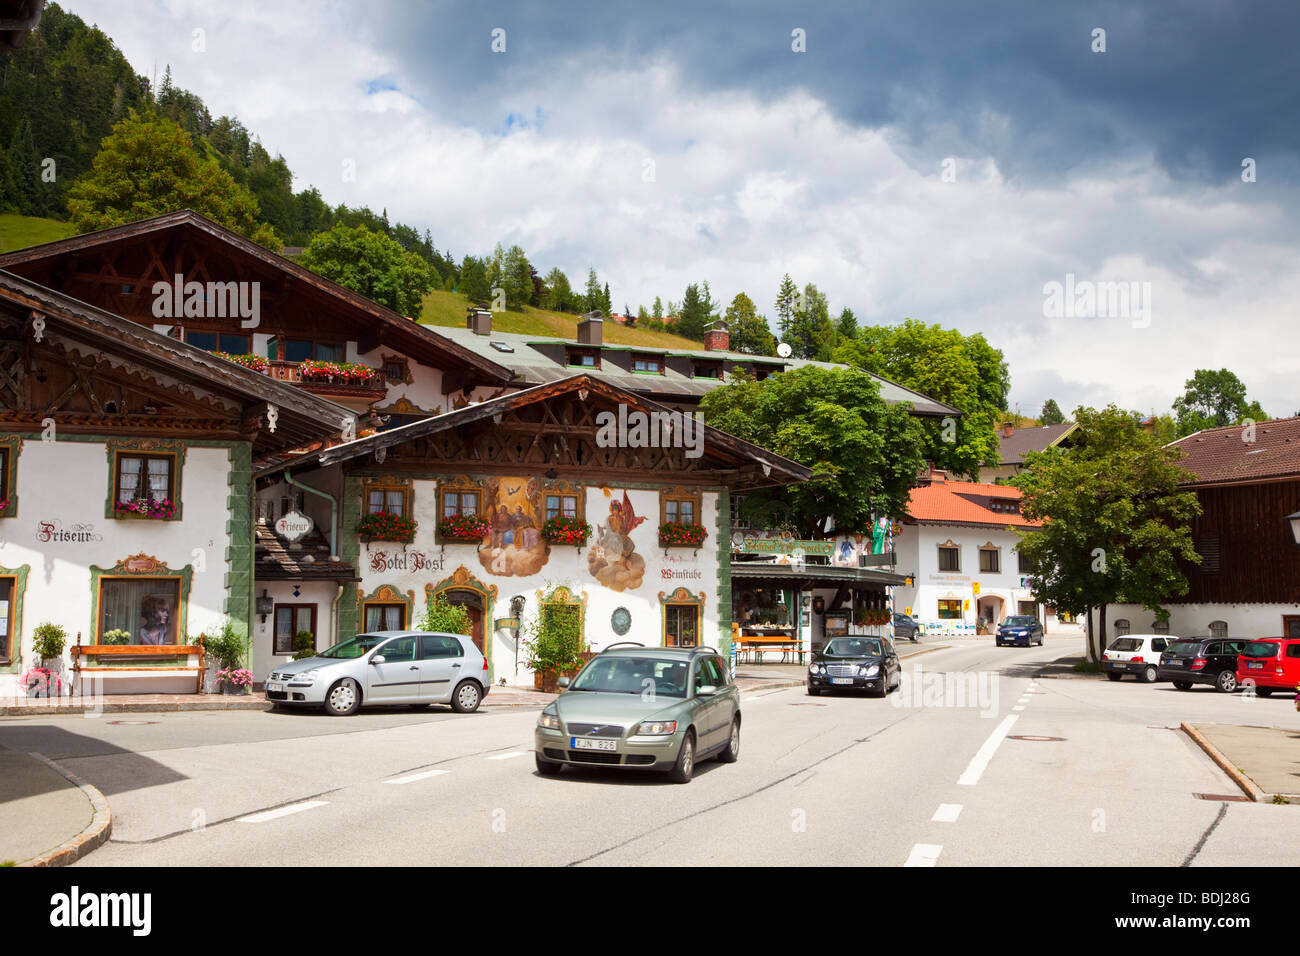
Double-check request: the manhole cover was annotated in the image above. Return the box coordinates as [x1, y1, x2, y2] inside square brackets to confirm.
[106, 719, 159, 725]
[1008, 734, 1065, 742]
[1194, 793, 1250, 802]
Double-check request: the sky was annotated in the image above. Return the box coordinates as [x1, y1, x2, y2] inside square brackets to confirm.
[64, 0, 1300, 420]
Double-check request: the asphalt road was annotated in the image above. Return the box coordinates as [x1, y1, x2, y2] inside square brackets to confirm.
[3, 635, 1297, 866]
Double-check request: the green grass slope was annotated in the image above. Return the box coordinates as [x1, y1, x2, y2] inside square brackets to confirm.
[418, 288, 704, 349]
[0, 214, 74, 254]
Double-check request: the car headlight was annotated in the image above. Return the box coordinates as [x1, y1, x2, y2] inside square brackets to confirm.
[636, 720, 678, 736]
[295, 670, 318, 683]
[538, 710, 560, 730]
[809, 664, 824, 675]
[860, 664, 880, 678]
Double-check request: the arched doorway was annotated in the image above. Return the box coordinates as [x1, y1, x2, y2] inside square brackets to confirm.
[442, 589, 485, 653]
[976, 595, 1005, 628]
[426, 566, 498, 659]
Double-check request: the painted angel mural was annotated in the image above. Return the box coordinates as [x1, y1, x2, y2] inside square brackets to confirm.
[588, 490, 647, 591]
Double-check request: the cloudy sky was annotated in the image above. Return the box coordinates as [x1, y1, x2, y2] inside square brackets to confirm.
[67, 0, 1300, 419]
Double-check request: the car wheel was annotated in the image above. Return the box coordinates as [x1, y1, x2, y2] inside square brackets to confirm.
[718, 716, 741, 763]
[1215, 670, 1238, 694]
[1106, 673, 1123, 682]
[324, 678, 361, 716]
[666, 730, 695, 784]
[1173, 681, 1193, 691]
[451, 680, 482, 714]
[1141, 665, 1158, 684]
[535, 753, 563, 775]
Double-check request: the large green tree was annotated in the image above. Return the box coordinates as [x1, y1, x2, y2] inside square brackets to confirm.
[1173, 368, 1269, 436]
[65, 110, 279, 248]
[724, 292, 776, 355]
[834, 319, 1009, 479]
[299, 222, 435, 318]
[1039, 399, 1065, 425]
[679, 282, 711, 341]
[784, 282, 835, 359]
[1011, 405, 1202, 661]
[700, 366, 927, 536]
[774, 273, 798, 343]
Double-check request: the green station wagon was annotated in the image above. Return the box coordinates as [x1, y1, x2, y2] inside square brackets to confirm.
[534, 643, 741, 783]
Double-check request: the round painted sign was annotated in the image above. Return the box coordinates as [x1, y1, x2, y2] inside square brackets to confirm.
[275, 510, 314, 542]
[611, 607, 632, 636]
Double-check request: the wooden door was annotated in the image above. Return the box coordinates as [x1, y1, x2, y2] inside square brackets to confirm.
[1283, 615, 1300, 639]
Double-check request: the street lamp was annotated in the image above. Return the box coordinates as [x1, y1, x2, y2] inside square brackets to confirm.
[1287, 510, 1300, 548]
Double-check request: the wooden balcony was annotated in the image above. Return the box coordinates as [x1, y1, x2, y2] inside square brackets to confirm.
[267, 360, 388, 407]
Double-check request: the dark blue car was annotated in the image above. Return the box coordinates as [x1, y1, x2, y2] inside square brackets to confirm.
[995, 615, 1044, 647]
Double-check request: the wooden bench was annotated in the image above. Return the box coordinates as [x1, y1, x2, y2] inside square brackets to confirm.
[737, 637, 805, 665]
[71, 642, 206, 695]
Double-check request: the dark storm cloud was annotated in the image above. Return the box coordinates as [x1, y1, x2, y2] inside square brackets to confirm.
[366, 0, 1299, 184]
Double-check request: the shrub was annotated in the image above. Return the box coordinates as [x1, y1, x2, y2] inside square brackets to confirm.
[523, 593, 584, 672]
[204, 621, 248, 670]
[421, 601, 473, 637]
[32, 622, 67, 662]
[292, 630, 317, 660]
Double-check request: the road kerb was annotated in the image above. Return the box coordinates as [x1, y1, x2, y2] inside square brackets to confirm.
[1180, 722, 1264, 803]
[17, 753, 112, 867]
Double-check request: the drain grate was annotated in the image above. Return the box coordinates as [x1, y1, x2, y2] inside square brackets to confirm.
[1008, 734, 1065, 742]
[1194, 793, 1250, 803]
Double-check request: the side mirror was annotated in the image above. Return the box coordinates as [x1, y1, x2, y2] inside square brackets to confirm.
[697, 685, 718, 697]
[557, 676, 571, 688]
[370, 655, 386, 665]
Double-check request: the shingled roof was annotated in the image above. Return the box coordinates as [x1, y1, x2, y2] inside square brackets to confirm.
[904, 473, 1040, 529]
[995, 423, 1078, 465]
[1170, 416, 1300, 486]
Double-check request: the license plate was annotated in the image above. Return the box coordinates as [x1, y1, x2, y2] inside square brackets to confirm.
[571, 738, 617, 751]
[1165, 661, 1182, 667]
[831, 678, 855, 685]
[267, 682, 284, 692]
[1248, 662, 1264, 669]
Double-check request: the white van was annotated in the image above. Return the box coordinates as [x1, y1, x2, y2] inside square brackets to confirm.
[1101, 634, 1173, 683]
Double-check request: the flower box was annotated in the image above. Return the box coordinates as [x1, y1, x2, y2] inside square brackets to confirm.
[437, 513, 490, 542]
[216, 352, 270, 373]
[542, 515, 591, 546]
[358, 511, 418, 543]
[299, 360, 382, 386]
[659, 520, 708, 548]
[114, 498, 176, 520]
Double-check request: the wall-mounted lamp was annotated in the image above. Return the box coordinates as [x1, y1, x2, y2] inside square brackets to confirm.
[256, 589, 274, 623]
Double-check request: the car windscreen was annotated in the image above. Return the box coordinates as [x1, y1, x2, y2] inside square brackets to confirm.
[823, 638, 883, 658]
[568, 657, 687, 698]
[1108, 638, 1142, 652]
[318, 634, 388, 659]
[1002, 617, 1036, 626]
[1239, 641, 1280, 659]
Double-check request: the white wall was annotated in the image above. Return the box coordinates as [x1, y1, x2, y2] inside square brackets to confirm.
[357, 482, 722, 685]
[0, 440, 233, 695]
[1106, 602, 1297, 643]
[253, 580, 344, 678]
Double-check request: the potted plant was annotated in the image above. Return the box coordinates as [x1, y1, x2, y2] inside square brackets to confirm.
[215, 667, 254, 694]
[102, 628, 132, 646]
[205, 622, 250, 693]
[437, 513, 490, 542]
[523, 600, 584, 692]
[292, 630, 317, 660]
[215, 352, 270, 373]
[113, 497, 176, 519]
[542, 515, 592, 548]
[299, 360, 382, 386]
[659, 520, 708, 549]
[358, 511, 418, 543]
[29, 622, 67, 697]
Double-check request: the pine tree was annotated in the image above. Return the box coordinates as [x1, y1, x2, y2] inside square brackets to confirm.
[601, 281, 612, 316]
[775, 274, 799, 340]
[1039, 399, 1066, 425]
[583, 268, 602, 312]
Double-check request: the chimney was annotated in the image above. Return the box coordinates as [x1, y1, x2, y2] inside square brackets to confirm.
[1002, 422, 1014, 438]
[578, 311, 603, 346]
[703, 324, 730, 352]
[466, 307, 492, 336]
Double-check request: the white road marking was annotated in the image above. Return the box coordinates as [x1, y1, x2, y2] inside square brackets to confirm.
[1017, 697, 1030, 703]
[904, 843, 943, 867]
[932, 804, 963, 823]
[487, 751, 530, 760]
[957, 714, 1019, 787]
[385, 769, 449, 784]
[237, 800, 328, 823]
[1013, 705, 1025, 711]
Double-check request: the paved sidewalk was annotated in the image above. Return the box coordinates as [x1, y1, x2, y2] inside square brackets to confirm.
[1185, 722, 1300, 801]
[0, 748, 111, 866]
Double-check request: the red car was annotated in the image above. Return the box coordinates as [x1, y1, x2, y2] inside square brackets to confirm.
[1235, 638, 1300, 696]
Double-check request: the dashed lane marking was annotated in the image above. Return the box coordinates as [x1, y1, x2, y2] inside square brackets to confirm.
[385, 769, 450, 784]
[932, 804, 963, 823]
[904, 843, 943, 867]
[957, 715, 1019, 787]
[236, 800, 329, 823]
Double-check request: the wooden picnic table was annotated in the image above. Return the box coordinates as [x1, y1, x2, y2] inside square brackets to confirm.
[737, 634, 805, 664]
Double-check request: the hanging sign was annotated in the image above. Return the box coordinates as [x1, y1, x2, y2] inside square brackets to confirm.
[275, 510, 314, 542]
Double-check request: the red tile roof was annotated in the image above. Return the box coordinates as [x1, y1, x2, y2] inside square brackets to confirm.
[904, 475, 1040, 528]
[1171, 416, 1300, 486]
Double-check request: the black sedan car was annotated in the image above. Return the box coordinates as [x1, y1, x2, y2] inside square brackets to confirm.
[995, 615, 1044, 647]
[807, 637, 900, 697]
[1157, 638, 1245, 692]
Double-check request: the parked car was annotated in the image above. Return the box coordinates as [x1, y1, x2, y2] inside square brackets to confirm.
[1235, 637, 1300, 697]
[534, 643, 740, 783]
[807, 636, 901, 697]
[893, 613, 922, 642]
[266, 630, 489, 716]
[1158, 638, 1247, 692]
[995, 615, 1044, 647]
[1101, 634, 1172, 683]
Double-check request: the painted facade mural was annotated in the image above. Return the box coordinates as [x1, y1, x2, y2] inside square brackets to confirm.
[588, 489, 647, 591]
[477, 476, 550, 577]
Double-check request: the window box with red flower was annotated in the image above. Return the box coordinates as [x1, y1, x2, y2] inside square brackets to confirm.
[215, 352, 270, 373]
[659, 521, 708, 548]
[358, 511, 418, 543]
[299, 360, 383, 386]
[437, 513, 490, 542]
[114, 497, 177, 520]
[542, 515, 591, 547]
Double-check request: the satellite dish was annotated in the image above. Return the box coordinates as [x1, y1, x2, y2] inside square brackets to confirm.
[777, 342, 792, 358]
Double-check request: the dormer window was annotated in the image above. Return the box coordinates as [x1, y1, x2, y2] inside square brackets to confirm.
[989, 498, 1020, 514]
[567, 349, 599, 368]
[693, 361, 722, 379]
[633, 356, 663, 374]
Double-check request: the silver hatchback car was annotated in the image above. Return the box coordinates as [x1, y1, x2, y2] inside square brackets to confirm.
[266, 631, 490, 716]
